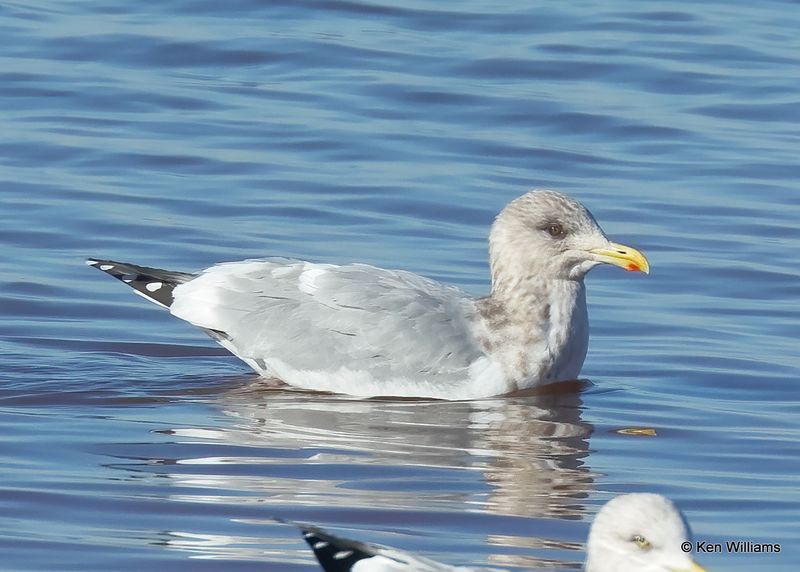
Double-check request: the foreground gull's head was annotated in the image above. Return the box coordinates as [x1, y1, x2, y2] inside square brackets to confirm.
[489, 190, 649, 288]
[298, 493, 706, 572]
[586, 493, 707, 572]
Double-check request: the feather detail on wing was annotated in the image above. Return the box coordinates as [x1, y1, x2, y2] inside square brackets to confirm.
[170, 259, 483, 394]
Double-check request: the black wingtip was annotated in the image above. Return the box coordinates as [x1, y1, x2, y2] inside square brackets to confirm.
[85, 258, 193, 309]
[298, 525, 376, 572]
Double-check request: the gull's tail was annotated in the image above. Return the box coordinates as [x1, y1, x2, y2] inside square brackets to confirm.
[86, 258, 196, 310]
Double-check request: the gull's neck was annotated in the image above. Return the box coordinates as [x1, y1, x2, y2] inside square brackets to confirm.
[478, 275, 589, 388]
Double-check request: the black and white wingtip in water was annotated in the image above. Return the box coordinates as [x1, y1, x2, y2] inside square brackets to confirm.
[85, 258, 194, 310]
[300, 526, 381, 572]
[297, 523, 466, 571]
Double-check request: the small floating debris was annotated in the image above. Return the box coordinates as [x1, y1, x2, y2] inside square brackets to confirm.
[614, 426, 657, 437]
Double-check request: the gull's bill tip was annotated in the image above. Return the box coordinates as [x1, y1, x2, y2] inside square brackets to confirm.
[590, 242, 650, 274]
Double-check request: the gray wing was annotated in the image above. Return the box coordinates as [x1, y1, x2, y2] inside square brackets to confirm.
[170, 258, 484, 390]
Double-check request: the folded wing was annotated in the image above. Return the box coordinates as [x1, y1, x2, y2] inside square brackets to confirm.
[170, 258, 483, 394]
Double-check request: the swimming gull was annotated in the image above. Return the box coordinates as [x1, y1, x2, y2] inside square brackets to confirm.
[296, 493, 707, 571]
[87, 189, 649, 399]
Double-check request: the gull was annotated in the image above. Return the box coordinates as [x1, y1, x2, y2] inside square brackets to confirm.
[297, 493, 708, 572]
[86, 189, 648, 399]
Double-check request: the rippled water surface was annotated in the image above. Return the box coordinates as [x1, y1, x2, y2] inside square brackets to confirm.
[2, 1, 799, 570]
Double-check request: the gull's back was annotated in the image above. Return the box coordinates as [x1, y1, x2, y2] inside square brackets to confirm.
[170, 258, 485, 396]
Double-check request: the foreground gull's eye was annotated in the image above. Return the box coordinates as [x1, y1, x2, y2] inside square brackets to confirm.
[546, 223, 565, 238]
[631, 534, 652, 550]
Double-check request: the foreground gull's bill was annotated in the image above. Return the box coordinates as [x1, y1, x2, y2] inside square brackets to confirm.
[87, 189, 649, 399]
[296, 494, 707, 572]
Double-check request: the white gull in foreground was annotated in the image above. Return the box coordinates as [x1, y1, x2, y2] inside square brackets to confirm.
[297, 493, 707, 572]
[87, 189, 648, 399]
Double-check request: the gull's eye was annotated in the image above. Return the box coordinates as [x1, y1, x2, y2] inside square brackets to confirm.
[631, 535, 651, 551]
[545, 223, 565, 238]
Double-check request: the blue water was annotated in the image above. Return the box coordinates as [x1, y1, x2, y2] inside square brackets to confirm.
[1, 0, 799, 570]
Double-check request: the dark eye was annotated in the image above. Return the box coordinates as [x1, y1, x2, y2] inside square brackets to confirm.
[546, 223, 565, 238]
[631, 535, 651, 550]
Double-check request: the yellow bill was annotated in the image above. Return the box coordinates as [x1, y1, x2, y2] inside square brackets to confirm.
[590, 242, 650, 274]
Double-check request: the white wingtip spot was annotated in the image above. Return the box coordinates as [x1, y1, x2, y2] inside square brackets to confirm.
[313, 541, 329, 549]
[145, 281, 163, 292]
[100, 264, 114, 271]
[333, 550, 353, 560]
[303, 531, 316, 539]
[86, 259, 99, 266]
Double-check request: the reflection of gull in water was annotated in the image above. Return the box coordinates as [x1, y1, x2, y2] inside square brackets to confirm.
[298, 494, 707, 572]
[217, 382, 593, 517]
[87, 189, 648, 399]
[154, 383, 594, 568]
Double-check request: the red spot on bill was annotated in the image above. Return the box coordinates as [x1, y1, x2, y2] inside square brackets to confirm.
[626, 263, 640, 272]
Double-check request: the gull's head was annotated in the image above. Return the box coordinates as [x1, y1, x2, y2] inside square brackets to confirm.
[489, 190, 649, 286]
[586, 493, 707, 572]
